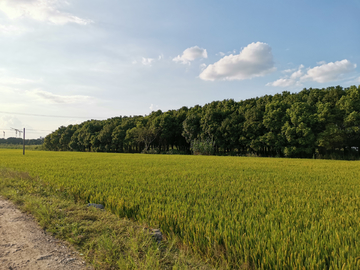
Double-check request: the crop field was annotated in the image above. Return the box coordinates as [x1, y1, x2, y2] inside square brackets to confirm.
[1, 149, 360, 269]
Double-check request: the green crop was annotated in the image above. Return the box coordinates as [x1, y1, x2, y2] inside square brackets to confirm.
[1, 149, 360, 269]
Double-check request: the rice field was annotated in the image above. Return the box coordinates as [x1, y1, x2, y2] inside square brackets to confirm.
[1, 149, 360, 269]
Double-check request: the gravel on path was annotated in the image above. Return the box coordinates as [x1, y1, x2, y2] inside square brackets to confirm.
[0, 197, 93, 270]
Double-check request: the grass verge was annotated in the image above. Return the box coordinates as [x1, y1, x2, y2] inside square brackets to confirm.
[0, 168, 216, 270]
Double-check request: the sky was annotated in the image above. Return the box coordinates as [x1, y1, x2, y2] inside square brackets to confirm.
[0, 0, 359, 139]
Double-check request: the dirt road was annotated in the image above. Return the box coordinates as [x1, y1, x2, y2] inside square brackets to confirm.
[0, 197, 93, 270]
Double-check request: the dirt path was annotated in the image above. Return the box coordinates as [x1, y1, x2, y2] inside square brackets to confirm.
[0, 197, 93, 270]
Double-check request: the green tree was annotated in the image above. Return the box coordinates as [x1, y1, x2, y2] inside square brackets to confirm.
[182, 106, 202, 143]
[129, 124, 159, 153]
[190, 137, 215, 155]
[282, 102, 317, 158]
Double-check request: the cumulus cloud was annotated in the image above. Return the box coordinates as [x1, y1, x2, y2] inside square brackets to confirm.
[0, 0, 92, 25]
[199, 42, 275, 81]
[302, 60, 356, 83]
[173, 46, 208, 64]
[267, 60, 357, 87]
[290, 65, 304, 79]
[268, 65, 305, 87]
[267, 74, 304, 88]
[28, 89, 95, 104]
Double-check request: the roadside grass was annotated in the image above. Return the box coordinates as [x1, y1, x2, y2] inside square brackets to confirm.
[0, 168, 216, 270]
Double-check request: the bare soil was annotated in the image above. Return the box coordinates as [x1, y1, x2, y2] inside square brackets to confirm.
[0, 197, 93, 270]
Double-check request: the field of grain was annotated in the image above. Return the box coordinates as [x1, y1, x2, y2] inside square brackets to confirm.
[0, 149, 359, 269]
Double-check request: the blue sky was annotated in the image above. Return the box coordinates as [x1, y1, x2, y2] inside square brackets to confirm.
[0, 0, 359, 139]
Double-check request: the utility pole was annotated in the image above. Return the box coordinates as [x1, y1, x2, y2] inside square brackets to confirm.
[10, 127, 25, 155]
[23, 128, 25, 155]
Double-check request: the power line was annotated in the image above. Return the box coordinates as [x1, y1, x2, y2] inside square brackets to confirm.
[0, 128, 52, 132]
[0, 110, 105, 119]
[27, 129, 53, 131]
[25, 131, 52, 133]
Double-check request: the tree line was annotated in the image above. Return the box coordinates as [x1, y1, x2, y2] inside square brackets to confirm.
[44, 85, 360, 159]
[0, 137, 44, 145]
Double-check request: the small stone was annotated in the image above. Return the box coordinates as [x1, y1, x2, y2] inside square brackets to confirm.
[86, 203, 104, 209]
[150, 229, 162, 242]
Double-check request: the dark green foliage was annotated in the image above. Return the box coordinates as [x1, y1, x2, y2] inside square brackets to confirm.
[190, 137, 215, 155]
[0, 137, 44, 145]
[44, 85, 360, 159]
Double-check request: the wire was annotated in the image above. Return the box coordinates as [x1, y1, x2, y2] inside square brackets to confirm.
[26, 128, 52, 131]
[0, 110, 106, 119]
[1, 128, 57, 132]
[0, 128, 52, 132]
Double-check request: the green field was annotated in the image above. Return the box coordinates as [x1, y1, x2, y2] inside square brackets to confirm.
[1, 149, 360, 269]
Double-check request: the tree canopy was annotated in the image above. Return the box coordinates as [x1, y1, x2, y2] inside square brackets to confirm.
[44, 85, 360, 159]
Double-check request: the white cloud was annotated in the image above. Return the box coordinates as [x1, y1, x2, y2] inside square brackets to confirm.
[302, 60, 356, 83]
[266, 78, 295, 87]
[267, 60, 357, 87]
[0, 0, 92, 25]
[266, 78, 303, 88]
[289, 64, 304, 79]
[141, 57, 154, 66]
[282, 68, 296, 74]
[316, 60, 326, 65]
[266, 65, 305, 87]
[173, 46, 208, 64]
[28, 89, 95, 104]
[199, 42, 275, 81]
